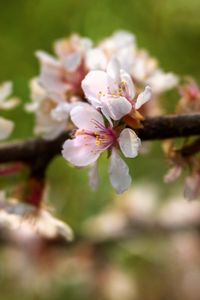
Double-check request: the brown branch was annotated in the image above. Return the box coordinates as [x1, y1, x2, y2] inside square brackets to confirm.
[0, 114, 200, 172]
[178, 137, 200, 157]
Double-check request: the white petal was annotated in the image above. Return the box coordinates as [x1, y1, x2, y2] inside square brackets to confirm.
[102, 95, 132, 120]
[147, 70, 179, 94]
[51, 103, 70, 121]
[0, 97, 20, 110]
[36, 51, 67, 95]
[135, 86, 152, 110]
[82, 70, 108, 105]
[88, 161, 99, 191]
[0, 81, 12, 102]
[62, 136, 101, 167]
[70, 103, 104, 131]
[109, 148, 132, 194]
[86, 48, 107, 70]
[120, 69, 136, 99]
[106, 58, 120, 83]
[118, 128, 141, 158]
[63, 52, 81, 72]
[35, 120, 66, 140]
[36, 51, 60, 67]
[0, 117, 14, 140]
[112, 30, 136, 48]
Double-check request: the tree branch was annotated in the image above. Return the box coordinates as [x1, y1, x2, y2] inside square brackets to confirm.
[0, 114, 200, 169]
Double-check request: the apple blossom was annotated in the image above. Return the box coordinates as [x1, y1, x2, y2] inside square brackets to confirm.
[62, 103, 141, 194]
[82, 58, 152, 123]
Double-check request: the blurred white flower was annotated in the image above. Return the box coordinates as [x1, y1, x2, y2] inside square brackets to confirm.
[0, 81, 20, 140]
[0, 81, 19, 110]
[26, 78, 76, 140]
[0, 197, 73, 243]
[0, 117, 14, 140]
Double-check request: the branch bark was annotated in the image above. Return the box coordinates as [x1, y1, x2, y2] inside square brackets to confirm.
[1, 114, 200, 168]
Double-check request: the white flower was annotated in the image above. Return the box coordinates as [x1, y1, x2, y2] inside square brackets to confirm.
[26, 78, 71, 140]
[0, 198, 73, 242]
[0, 117, 14, 140]
[0, 81, 19, 110]
[62, 103, 141, 194]
[82, 58, 152, 123]
[146, 69, 179, 94]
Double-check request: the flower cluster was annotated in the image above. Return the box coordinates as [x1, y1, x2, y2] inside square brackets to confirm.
[24, 30, 179, 194]
[0, 81, 19, 140]
[26, 30, 178, 140]
[62, 58, 150, 194]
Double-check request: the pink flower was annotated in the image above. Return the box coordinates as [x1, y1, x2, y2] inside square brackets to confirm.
[62, 104, 141, 194]
[82, 58, 152, 123]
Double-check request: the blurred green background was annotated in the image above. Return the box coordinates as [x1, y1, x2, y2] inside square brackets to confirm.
[1, 0, 200, 299]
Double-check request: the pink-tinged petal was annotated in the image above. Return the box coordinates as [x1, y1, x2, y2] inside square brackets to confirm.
[184, 174, 200, 201]
[70, 103, 104, 131]
[109, 148, 132, 194]
[120, 69, 136, 99]
[164, 166, 182, 183]
[106, 58, 120, 83]
[0, 117, 14, 140]
[36, 51, 60, 67]
[102, 95, 132, 120]
[62, 135, 101, 167]
[118, 128, 141, 158]
[81, 70, 108, 105]
[135, 86, 152, 110]
[101, 106, 113, 126]
[63, 52, 81, 72]
[36, 51, 67, 95]
[88, 161, 99, 191]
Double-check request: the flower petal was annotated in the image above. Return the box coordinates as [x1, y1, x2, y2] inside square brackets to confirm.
[106, 58, 120, 83]
[86, 48, 107, 70]
[51, 103, 70, 121]
[135, 86, 152, 110]
[0, 81, 12, 103]
[88, 161, 99, 191]
[146, 70, 179, 94]
[0, 117, 14, 140]
[70, 103, 104, 131]
[82, 70, 108, 106]
[109, 148, 132, 194]
[36, 51, 67, 95]
[0, 97, 20, 110]
[102, 95, 132, 121]
[63, 52, 81, 72]
[120, 69, 136, 99]
[118, 128, 141, 158]
[62, 135, 101, 167]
